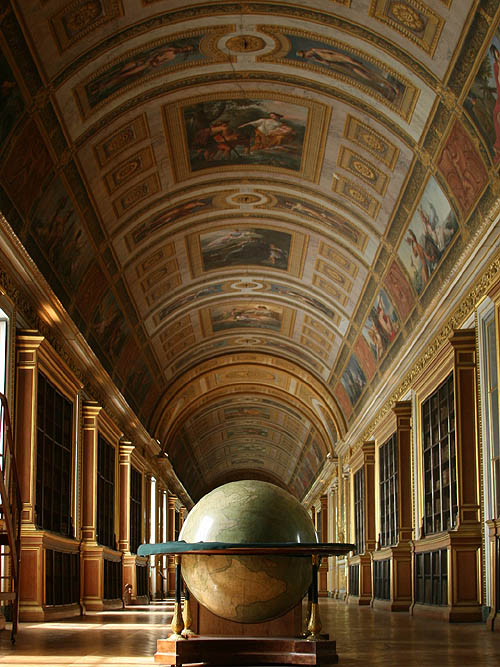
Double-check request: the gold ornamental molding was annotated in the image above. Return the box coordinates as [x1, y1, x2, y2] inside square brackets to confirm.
[369, 0, 445, 57]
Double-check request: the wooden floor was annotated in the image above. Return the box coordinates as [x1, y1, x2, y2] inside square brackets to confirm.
[0, 598, 499, 666]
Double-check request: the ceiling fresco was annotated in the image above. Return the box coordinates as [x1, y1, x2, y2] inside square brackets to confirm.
[1, 0, 500, 502]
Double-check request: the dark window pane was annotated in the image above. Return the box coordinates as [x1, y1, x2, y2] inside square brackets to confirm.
[35, 371, 73, 536]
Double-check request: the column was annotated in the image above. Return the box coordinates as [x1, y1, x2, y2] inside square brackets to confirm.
[119, 441, 136, 601]
[80, 402, 103, 611]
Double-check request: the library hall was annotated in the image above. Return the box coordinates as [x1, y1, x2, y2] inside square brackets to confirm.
[1, 1, 500, 665]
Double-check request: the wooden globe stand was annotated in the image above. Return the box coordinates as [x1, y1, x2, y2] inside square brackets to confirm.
[147, 546, 354, 667]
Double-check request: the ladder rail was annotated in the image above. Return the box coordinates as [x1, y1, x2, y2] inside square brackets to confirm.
[0, 391, 22, 642]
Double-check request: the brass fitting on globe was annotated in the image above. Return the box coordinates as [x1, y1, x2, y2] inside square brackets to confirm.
[181, 592, 196, 637]
[170, 555, 186, 640]
[306, 601, 322, 642]
[170, 601, 185, 640]
[300, 587, 313, 637]
[306, 555, 322, 641]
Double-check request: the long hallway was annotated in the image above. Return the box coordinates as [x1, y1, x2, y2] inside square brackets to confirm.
[0, 599, 499, 666]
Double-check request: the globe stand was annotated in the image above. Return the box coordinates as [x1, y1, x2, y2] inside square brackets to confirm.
[139, 542, 355, 666]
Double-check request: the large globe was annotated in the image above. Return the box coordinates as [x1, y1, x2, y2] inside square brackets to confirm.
[179, 479, 317, 623]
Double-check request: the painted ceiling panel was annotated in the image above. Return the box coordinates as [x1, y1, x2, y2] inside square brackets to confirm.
[1, 0, 498, 501]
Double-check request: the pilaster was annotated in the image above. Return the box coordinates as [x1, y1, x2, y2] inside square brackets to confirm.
[81, 402, 101, 544]
[118, 441, 135, 554]
[14, 331, 44, 527]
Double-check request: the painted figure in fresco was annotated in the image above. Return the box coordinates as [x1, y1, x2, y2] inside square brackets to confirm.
[132, 198, 209, 244]
[239, 112, 294, 151]
[203, 230, 261, 253]
[296, 46, 399, 101]
[193, 121, 244, 161]
[405, 229, 431, 287]
[365, 320, 385, 361]
[267, 243, 286, 265]
[185, 98, 306, 171]
[86, 43, 195, 103]
[342, 357, 366, 405]
[417, 205, 442, 262]
[283, 198, 361, 246]
[490, 45, 500, 161]
[93, 297, 125, 358]
[270, 283, 334, 319]
[201, 228, 290, 271]
[374, 293, 399, 344]
[212, 304, 281, 331]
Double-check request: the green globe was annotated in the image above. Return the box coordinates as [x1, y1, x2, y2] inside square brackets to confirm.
[179, 480, 317, 623]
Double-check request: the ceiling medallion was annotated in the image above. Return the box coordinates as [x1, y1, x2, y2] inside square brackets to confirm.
[236, 337, 263, 346]
[351, 160, 375, 180]
[390, 3, 425, 32]
[347, 186, 365, 203]
[230, 279, 264, 291]
[225, 35, 265, 53]
[232, 194, 261, 204]
[360, 131, 384, 154]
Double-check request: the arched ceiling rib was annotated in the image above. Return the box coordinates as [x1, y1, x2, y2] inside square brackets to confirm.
[0, 0, 498, 500]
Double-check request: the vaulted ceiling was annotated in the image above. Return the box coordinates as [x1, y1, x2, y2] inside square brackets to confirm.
[1, 1, 499, 503]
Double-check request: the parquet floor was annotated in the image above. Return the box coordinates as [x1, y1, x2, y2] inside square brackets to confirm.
[0, 598, 499, 666]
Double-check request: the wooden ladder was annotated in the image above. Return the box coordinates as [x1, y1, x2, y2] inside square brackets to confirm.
[0, 392, 22, 643]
